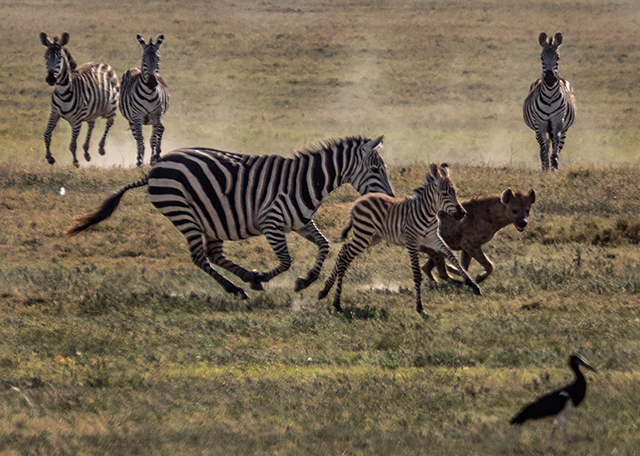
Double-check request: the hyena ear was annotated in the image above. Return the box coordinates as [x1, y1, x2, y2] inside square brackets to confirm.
[553, 33, 563, 48]
[501, 188, 514, 205]
[527, 189, 536, 204]
[156, 35, 165, 47]
[363, 135, 384, 155]
[539, 32, 548, 47]
[40, 32, 52, 47]
[430, 163, 439, 177]
[59, 32, 69, 47]
[137, 34, 146, 47]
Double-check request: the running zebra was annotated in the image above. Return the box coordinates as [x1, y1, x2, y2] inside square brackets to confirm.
[40, 32, 119, 167]
[318, 163, 481, 315]
[120, 34, 170, 167]
[67, 136, 394, 298]
[523, 32, 576, 171]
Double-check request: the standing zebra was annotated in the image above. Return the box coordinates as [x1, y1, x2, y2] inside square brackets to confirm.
[40, 32, 119, 167]
[67, 136, 394, 298]
[120, 34, 170, 167]
[523, 32, 576, 171]
[318, 164, 481, 315]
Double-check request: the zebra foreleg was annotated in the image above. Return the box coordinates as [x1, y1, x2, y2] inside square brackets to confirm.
[426, 236, 481, 296]
[293, 220, 330, 292]
[98, 115, 115, 156]
[43, 111, 60, 165]
[69, 123, 82, 168]
[83, 120, 95, 163]
[150, 123, 165, 165]
[206, 240, 265, 291]
[131, 121, 146, 167]
[187, 234, 249, 299]
[550, 128, 566, 170]
[535, 127, 550, 172]
[407, 242, 425, 314]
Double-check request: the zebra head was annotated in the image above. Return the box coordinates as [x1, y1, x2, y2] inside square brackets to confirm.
[538, 32, 563, 87]
[430, 163, 466, 221]
[137, 34, 164, 80]
[349, 136, 395, 197]
[40, 32, 71, 86]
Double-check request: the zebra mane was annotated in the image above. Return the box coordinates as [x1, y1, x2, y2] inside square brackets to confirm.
[294, 136, 369, 158]
[62, 46, 77, 70]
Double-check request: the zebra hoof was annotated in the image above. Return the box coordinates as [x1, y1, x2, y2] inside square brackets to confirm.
[46, 156, 55, 165]
[294, 277, 310, 292]
[99, 147, 106, 156]
[333, 302, 343, 313]
[418, 309, 431, 319]
[317, 288, 329, 300]
[73, 160, 80, 168]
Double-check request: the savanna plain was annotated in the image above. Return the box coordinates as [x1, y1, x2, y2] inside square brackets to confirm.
[1, 0, 640, 454]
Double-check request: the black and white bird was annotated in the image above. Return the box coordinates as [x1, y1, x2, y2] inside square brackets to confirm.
[510, 354, 596, 442]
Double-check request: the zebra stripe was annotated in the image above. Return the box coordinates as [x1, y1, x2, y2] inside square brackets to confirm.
[120, 34, 170, 167]
[523, 32, 576, 171]
[40, 32, 119, 168]
[67, 136, 394, 298]
[318, 163, 481, 315]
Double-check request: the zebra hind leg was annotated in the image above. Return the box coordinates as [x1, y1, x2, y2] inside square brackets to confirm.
[318, 242, 361, 313]
[206, 240, 265, 291]
[83, 120, 95, 163]
[293, 221, 330, 292]
[187, 234, 249, 299]
[98, 115, 115, 156]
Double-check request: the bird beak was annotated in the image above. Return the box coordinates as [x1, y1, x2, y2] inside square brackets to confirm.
[584, 362, 597, 373]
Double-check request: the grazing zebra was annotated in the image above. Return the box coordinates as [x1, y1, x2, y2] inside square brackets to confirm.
[318, 164, 481, 315]
[67, 136, 394, 298]
[40, 32, 119, 167]
[120, 34, 170, 167]
[523, 32, 576, 171]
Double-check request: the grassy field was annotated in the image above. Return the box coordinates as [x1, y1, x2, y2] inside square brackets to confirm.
[2, 0, 640, 454]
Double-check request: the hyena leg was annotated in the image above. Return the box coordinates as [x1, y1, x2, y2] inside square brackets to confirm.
[293, 220, 330, 292]
[206, 239, 265, 291]
[98, 115, 115, 156]
[83, 120, 95, 163]
[186, 233, 248, 299]
[43, 111, 61, 165]
[427, 236, 481, 296]
[536, 125, 550, 172]
[464, 247, 494, 283]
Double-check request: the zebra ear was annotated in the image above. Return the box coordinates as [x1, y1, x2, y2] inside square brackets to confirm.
[501, 188, 514, 205]
[40, 32, 52, 47]
[527, 189, 536, 204]
[538, 32, 548, 47]
[430, 163, 439, 177]
[137, 34, 146, 47]
[60, 32, 69, 47]
[156, 35, 165, 47]
[363, 135, 384, 155]
[553, 33, 563, 47]
[439, 163, 450, 178]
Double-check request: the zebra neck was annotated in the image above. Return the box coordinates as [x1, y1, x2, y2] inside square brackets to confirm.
[54, 57, 73, 94]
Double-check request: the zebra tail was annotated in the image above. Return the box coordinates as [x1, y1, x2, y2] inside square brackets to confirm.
[66, 176, 149, 237]
[339, 218, 353, 240]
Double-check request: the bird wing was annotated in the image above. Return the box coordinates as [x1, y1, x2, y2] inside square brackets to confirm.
[510, 390, 570, 424]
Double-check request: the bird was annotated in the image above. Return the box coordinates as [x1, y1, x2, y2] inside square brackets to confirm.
[510, 354, 597, 442]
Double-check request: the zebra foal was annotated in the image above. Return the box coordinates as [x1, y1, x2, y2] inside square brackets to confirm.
[120, 34, 170, 167]
[524, 32, 576, 171]
[318, 163, 481, 315]
[67, 136, 394, 299]
[40, 32, 119, 167]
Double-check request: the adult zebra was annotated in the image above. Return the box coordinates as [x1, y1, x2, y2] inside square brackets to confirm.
[67, 136, 394, 298]
[120, 34, 170, 167]
[523, 32, 576, 171]
[318, 163, 481, 315]
[40, 32, 119, 167]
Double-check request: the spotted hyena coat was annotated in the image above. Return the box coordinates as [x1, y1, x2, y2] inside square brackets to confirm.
[421, 188, 535, 284]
